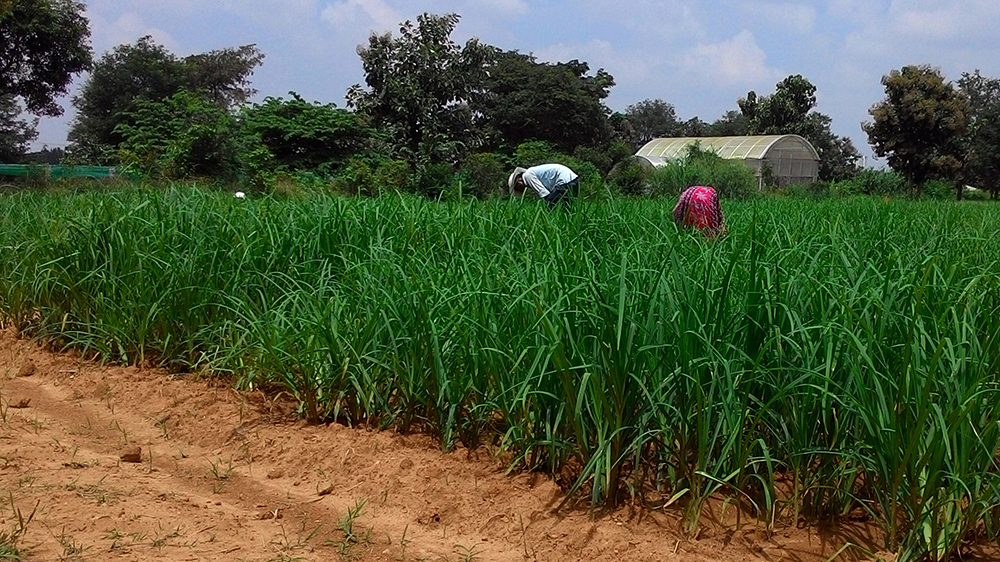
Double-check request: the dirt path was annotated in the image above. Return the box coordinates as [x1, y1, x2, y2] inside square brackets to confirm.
[0, 328, 904, 562]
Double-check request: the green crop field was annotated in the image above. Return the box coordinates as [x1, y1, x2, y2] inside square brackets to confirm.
[1, 186, 999, 560]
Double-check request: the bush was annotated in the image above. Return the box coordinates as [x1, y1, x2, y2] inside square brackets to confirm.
[411, 161, 455, 199]
[923, 179, 958, 200]
[831, 169, 907, 197]
[457, 152, 509, 199]
[334, 155, 411, 197]
[513, 141, 562, 167]
[606, 158, 651, 197]
[645, 147, 757, 200]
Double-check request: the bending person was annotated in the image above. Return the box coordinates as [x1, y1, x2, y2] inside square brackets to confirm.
[673, 185, 727, 238]
[508, 164, 579, 206]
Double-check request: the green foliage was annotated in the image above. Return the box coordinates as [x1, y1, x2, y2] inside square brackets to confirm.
[958, 70, 1000, 199]
[513, 140, 562, 166]
[0, 95, 36, 161]
[777, 181, 832, 199]
[623, 98, 681, 149]
[740, 75, 860, 181]
[922, 179, 958, 200]
[573, 141, 632, 175]
[606, 158, 650, 197]
[346, 13, 493, 164]
[0, 0, 91, 117]
[831, 169, 908, 197]
[705, 110, 749, 137]
[69, 36, 263, 163]
[863, 65, 969, 196]
[334, 155, 410, 197]
[646, 145, 758, 199]
[114, 90, 240, 181]
[475, 50, 615, 153]
[457, 152, 508, 199]
[240, 93, 377, 175]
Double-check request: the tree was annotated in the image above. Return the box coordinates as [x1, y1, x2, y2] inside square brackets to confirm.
[740, 75, 860, 181]
[740, 75, 816, 135]
[346, 13, 494, 164]
[863, 65, 969, 197]
[240, 93, 378, 174]
[22, 145, 65, 164]
[0, 0, 91, 117]
[682, 117, 708, 137]
[623, 99, 682, 149]
[706, 110, 748, 137]
[957, 70, 1000, 199]
[69, 36, 263, 163]
[114, 90, 241, 179]
[475, 50, 615, 153]
[0, 95, 36, 161]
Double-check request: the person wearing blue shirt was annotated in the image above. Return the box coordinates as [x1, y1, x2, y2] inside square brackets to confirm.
[507, 164, 579, 205]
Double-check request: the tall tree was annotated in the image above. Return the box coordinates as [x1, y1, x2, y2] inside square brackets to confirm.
[740, 75, 860, 181]
[475, 50, 615, 153]
[69, 36, 263, 163]
[957, 70, 1000, 199]
[623, 98, 681, 149]
[346, 13, 493, 164]
[0, 95, 36, 161]
[0, 0, 91, 117]
[863, 65, 969, 197]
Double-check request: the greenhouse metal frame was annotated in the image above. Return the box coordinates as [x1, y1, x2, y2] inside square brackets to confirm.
[635, 134, 820, 187]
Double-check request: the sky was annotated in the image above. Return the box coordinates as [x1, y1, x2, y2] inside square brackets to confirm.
[32, 0, 1000, 166]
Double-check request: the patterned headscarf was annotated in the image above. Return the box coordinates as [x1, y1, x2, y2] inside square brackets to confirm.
[673, 186, 726, 237]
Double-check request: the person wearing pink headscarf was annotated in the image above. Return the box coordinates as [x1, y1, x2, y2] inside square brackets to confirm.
[673, 185, 727, 238]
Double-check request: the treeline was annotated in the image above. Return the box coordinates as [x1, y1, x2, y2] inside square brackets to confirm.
[3, 7, 1000, 199]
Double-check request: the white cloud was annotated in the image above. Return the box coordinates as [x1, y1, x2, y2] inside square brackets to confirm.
[321, 0, 402, 32]
[88, 11, 183, 54]
[532, 38, 653, 93]
[678, 30, 782, 86]
[739, 1, 816, 35]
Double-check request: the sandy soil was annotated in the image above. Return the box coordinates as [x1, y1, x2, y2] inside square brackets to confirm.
[0, 327, 986, 562]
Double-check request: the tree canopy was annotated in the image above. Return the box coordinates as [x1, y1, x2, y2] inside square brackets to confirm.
[623, 99, 682, 149]
[0, 94, 36, 161]
[705, 110, 748, 137]
[0, 0, 91, 117]
[863, 65, 969, 196]
[958, 70, 1000, 199]
[475, 50, 615, 153]
[740, 75, 860, 181]
[240, 93, 378, 174]
[115, 90, 239, 179]
[346, 13, 493, 164]
[69, 36, 263, 163]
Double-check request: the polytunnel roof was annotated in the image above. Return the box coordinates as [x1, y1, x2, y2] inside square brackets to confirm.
[635, 135, 820, 163]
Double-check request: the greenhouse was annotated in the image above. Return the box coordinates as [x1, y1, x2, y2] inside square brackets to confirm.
[635, 134, 820, 187]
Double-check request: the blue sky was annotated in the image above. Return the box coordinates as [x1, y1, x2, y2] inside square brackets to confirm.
[34, 0, 1000, 165]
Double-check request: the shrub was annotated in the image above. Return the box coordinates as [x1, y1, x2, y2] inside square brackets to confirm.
[645, 147, 757, 200]
[606, 158, 651, 197]
[923, 179, 957, 200]
[458, 152, 509, 199]
[335, 155, 411, 197]
[832, 169, 907, 197]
